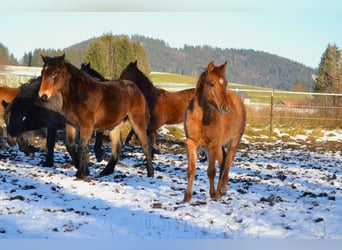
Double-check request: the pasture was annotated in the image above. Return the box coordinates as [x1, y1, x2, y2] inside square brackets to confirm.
[0, 126, 341, 238]
[0, 66, 341, 238]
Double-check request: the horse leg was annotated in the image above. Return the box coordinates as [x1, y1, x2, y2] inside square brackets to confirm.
[65, 123, 78, 169]
[42, 126, 57, 167]
[207, 144, 220, 200]
[94, 131, 104, 162]
[129, 117, 154, 177]
[17, 134, 35, 158]
[75, 126, 92, 179]
[99, 122, 123, 176]
[184, 138, 197, 202]
[218, 144, 236, 196]
[124, 128, 135, 146]
[216, 146, 228, 196]
[0, 127, 5, 150]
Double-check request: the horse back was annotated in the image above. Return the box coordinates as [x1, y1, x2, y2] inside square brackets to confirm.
[153, 88, 195, 124]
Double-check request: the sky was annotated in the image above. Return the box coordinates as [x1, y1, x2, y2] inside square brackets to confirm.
[1, 0, 342, 68]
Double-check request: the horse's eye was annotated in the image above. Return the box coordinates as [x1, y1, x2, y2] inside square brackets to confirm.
[207, 81, 214, 87]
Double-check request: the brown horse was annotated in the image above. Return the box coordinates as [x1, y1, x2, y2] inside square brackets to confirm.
[183, 61, 246, 202]
[0, 85, 19, 149]
[119, 61, 195, 152]
[38, 54, 153, 178]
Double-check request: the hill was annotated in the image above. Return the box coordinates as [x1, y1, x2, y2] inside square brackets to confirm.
[65, 35, 315, 90]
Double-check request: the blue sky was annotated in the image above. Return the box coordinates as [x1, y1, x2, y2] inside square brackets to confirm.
[1, 0, 342, 68]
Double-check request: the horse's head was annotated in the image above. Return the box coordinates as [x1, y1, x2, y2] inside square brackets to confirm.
[80, 62, 90, 71]
[3, 97, 33, 138]
[39, 54, 67, 102]
[197, 61, 230, 115]
[119, 60, 139, 82]
[80, 62, 106, 81]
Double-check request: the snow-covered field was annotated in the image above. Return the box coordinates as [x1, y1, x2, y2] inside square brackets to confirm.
[0, 127, 341, 239]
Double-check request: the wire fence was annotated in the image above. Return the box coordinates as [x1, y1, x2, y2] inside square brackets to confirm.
[233, 88, 342, 133]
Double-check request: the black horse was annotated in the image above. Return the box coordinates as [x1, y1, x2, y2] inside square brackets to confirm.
[2, 77, 66, 166]
[3, 76, 106, 167]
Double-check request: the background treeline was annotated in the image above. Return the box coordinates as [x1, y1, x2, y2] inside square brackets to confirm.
[2, 34, 316, 90]
[0, 42, 18, 68]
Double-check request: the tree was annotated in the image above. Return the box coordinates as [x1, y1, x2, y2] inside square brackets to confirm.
[85, 34, 150, 79]
[0, 42, 18, 67]
[314, 43, 342, 93]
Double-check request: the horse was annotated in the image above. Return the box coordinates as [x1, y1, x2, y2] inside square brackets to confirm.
[80, 63, 107, 81]
[38, 54, 153, 179]
[0, 85, 19, 149]
[183, 61, 246, 202]
[2, 77, 66, 167]
[119, 60, 195, 153]
[0, 85, 37, 157]
[80, 62, 109, 161]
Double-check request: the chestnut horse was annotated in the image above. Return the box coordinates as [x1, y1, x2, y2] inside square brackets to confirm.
[38, 54, 153, 178]
[119, 61, 195, 152]
[183, 61, 246, 202]
[0, 85, 19, 149]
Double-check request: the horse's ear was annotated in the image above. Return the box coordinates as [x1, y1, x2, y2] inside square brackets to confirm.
[133, 60, 138, 66]
[56, 54, 65, 65]
[41, 55, 48, 64]
[207, 61, 215, 73]
[2, 100, 9, 109]
[219, 61, 227, 74]
[87, 62, 90, 67]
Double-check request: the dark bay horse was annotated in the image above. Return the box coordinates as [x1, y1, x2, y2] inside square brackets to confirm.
[2, 77, 66, 166]
[80, 63, 107, 81]
[183, 61, 246, 202]
[119, 61, 195, 152]
[80, 62, 108, 161]
[38, 54, 153, 178]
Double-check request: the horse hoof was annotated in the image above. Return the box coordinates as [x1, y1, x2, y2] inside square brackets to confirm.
[42, 161, 53, 167]
[220, 189, 227, 196]
[99, 168, 114, 176]
[95, 150, 105, 162]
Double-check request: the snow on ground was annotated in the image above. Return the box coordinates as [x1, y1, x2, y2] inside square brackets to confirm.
[0, 128, 341, 239]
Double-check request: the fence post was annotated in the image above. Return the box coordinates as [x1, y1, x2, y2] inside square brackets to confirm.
[270, 89, 274, 134]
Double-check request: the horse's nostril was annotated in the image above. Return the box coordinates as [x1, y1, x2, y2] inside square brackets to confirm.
[220, 104, 230, 114]
[40, 94, 48, 102]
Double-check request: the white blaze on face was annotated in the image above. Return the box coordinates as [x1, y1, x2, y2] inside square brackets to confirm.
[219, 78, 224, 85]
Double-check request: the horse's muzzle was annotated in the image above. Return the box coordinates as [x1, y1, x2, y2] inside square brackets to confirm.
[218, 104, 230, 115]
[40, 94, 49, 102]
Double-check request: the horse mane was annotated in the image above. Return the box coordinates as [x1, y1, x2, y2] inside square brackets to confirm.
[65, 61, 96, 85]
[193, 69, 212, 125]
[17, 76, 42, 98]
[128, 61, 154, 92]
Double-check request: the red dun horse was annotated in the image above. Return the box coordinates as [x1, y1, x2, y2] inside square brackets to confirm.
[38, 54, 153, 178]
[183, 61, 246, 202]
[120, 61, 195, 152]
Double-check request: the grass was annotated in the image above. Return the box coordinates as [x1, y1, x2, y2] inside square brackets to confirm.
[150, 72, 196, 84]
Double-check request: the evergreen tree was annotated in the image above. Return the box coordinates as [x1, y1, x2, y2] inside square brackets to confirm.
[314, 43, 342, 93]
[0, 42, 18, 66]
[85, 34, 150, 79]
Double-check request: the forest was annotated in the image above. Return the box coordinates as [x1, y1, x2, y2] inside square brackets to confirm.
[1, 35, 316, 90]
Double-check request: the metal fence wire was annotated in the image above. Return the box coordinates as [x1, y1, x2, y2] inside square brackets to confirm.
[231, 88, 342, 133]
